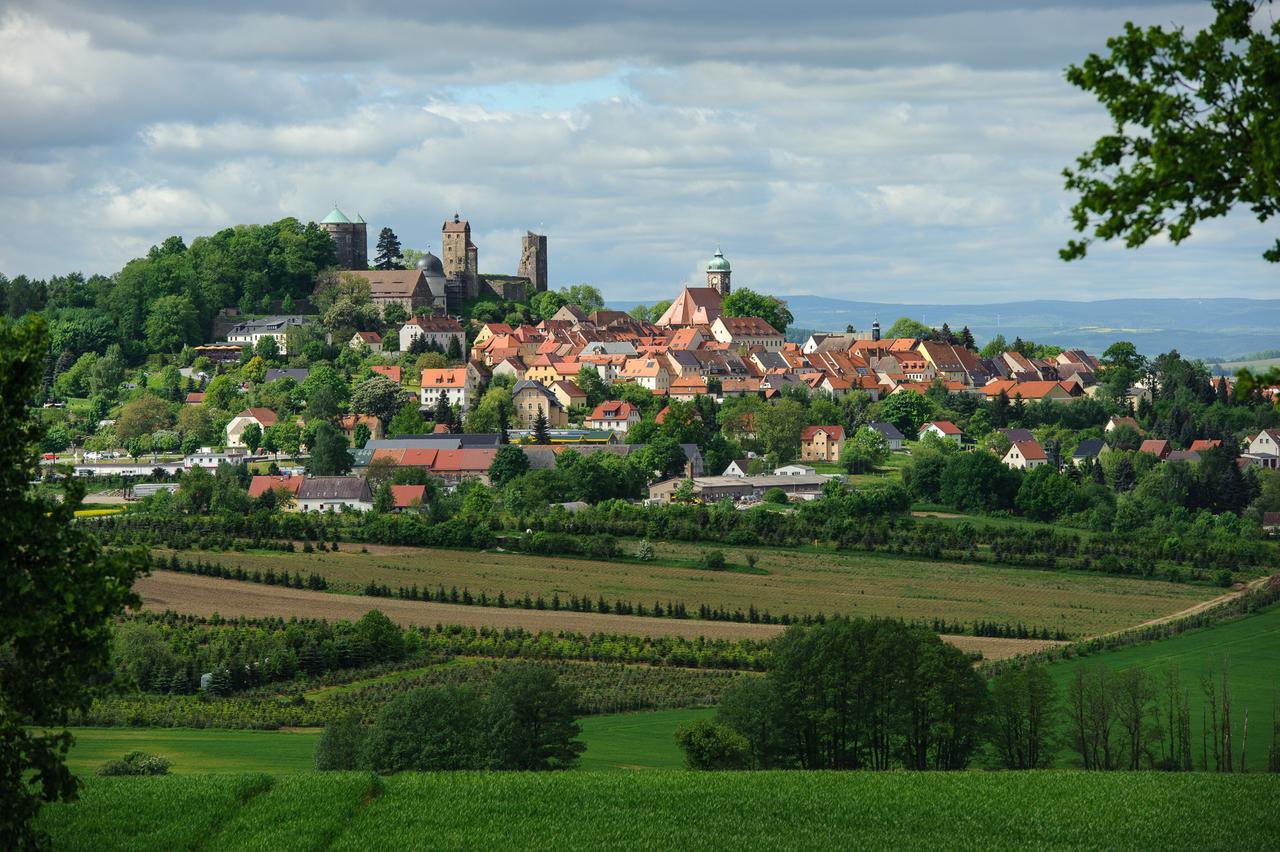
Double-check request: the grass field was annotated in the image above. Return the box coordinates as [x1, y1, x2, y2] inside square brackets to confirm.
[159, 540, 1217, 637]
[1046, 604, 1280, 769]
[577, 708, 711, 770]
[63, 707, 704, 776]
[63, 728, 320, 776]
[38, 771, 1280, 850]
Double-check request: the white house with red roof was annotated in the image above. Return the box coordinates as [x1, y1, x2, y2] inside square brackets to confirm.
[919, 420, 963, 445]
[1003, 440, 1048, 470]
[226, 407, 278, 448]
[586, 401, 641, 433]
[419, 367, 474, 410]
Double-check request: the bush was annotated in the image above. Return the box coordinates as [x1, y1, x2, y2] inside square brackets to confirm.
[97, 751, 171, 776]
[635, 539, 655, 561]
[315, 713, 366, 770]
[701, 550, 727, 571]
[675, 719, 750, 770]
[762, 488, 788, 505]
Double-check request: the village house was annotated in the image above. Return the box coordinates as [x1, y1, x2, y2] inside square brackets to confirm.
[585, 401, 641, 433]
[549, 380, 587, 411]
[347, 268, 445, 316]
[226, 316, 307, 355]
[1138, 439, 1171, 461]
[1243, 429, 1280, 469]
[296, 476, 374, 513]
[419, 368, 474, 411]
[864, 421, 904, 451]
[800, 425, 845, 463]
[337, 414, 384, 444]
[981, 379, 1082, 404]
[618, 357, 672, 392]
[722, 459, 753, 477]
[669, 375, 709, 401]
[649, 472, 833, 503]
[919, 420, 964, 445]
[1105, 415, 1142, 434]
[512, 380, 568, 428]
[1003, 440, 1048, 470]
[350, 331, 382, 353]
[390, 484, 427, 512]
[1072, 438, 1106, 466]
[370, 365, 401, 384]
[225, 407, 278, 448]
[247, 475, 304, 508]
[710, 316, 784, 351]
[399, 315, 465, 354]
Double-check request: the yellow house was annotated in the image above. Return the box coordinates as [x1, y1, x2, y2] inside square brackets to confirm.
[800, 425, 845, 462]
[512, 380, 568, 428]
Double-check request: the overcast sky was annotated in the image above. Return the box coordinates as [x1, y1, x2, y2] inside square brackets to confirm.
[1, 1, 1274, 303]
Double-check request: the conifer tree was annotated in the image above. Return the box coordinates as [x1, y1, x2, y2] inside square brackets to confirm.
[374, 227, 404, 270]
[533, 410, 551, 444]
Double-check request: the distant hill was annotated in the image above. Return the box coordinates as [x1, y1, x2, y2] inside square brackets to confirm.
[613, 296, 1280, 359]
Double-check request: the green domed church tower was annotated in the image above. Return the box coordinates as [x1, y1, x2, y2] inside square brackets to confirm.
[706, 245, 731, 296]
[321, 205, 368, 270]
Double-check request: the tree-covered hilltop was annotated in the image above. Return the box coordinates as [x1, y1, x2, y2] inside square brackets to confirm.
[0, 219, 336, 363]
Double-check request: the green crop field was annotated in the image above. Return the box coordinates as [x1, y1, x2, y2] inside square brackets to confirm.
[38, 771, 1280, 851]
[1046, 604, 1280, 769]
[163, 541, 1215, 637]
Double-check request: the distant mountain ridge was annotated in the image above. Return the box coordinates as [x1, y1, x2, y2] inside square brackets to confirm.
[612, 296, 1280, 359]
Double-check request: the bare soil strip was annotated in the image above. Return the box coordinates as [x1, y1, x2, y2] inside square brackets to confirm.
[135, 572, 1059, 659]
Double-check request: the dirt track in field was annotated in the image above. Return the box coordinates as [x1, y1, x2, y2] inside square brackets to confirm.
[135, 572, 1057, 659]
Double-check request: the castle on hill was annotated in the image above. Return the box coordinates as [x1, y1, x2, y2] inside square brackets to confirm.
[320, 206, 547, 315]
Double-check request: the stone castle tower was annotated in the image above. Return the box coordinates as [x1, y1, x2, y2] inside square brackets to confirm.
[321, 206, 368, 270]
[705, 245, 731, 296]
[519, 231, 548, 293]
[442, 213, 479, 296]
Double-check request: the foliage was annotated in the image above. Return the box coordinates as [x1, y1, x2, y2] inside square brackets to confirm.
[843, 428, 889, 474]
[96, 752, 171, 777]
[1062, 1, 1280, 262]
[988, 664, 1058, 769]
[754, 399, 805, 462]
[876, 392, 934, 436]
[374, 227, 403, 270]
[729, 618, 987, 771]
[886, 317, 931, 339]
[350, 376, 405, 424]
[308, 422, 354, 476]
[488, 444, 530, 487]
[557, 284, 605, 314]
[674, 719, 750, 770]
[721, 288, 795, 333]
[0, 314, 145, 848]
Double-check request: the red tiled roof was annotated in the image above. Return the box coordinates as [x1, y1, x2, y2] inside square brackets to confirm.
[237, 407, 278, 427]
[390, 484, 426, 508]
[923, 420, 963, 435]
[371, 365, 402, 383]
[801, 425, 845, 442]
[1011, 440, 1047, 461]
[589, 401, 638, 421]
[248, 475, 303, 498]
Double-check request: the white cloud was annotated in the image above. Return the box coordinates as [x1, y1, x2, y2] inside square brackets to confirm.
[0, 1, 1273, 304]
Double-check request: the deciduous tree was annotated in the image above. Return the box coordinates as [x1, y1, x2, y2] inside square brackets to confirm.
[1062, 1, 1280, 263]
[0, 315, 144, 846]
